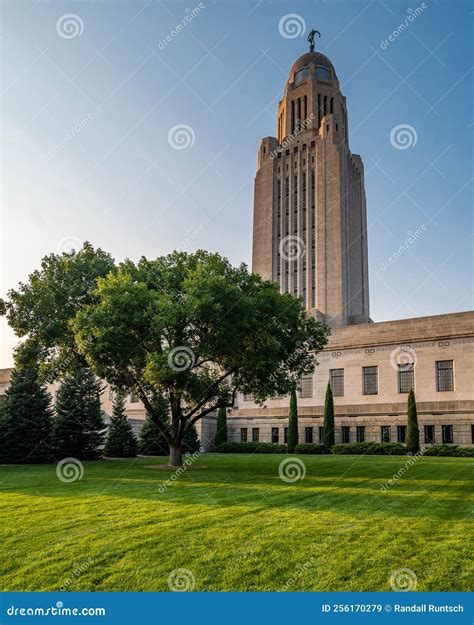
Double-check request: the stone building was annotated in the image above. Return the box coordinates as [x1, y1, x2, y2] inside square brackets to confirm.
[230, 42, 474, 447]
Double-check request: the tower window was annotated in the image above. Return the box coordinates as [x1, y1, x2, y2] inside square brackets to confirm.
[315, 65, 330, 81]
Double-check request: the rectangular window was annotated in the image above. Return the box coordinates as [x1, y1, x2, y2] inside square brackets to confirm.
[240, 428, 248, 443]
[398, 364, 414, 393]
[381, 425, 391, 443]
[356, 426, 365, 443]
[424, 425, 435, 445]
[330, 369, 344, 397]
[318, 426, 324, 444]
[284, 427, 288, 444]
[305, 427, 313, 444]
[299, 375, 313, 398]
[397, 425, 407, 444]
[130, 392, 139, 403]
[252, 428, 259, 442]
[436, 360, 454, 392]
[363, 366, 378, 395]
[341, 426, 350, 444]
[271, 428, 279, 444]
[442, 424, 453, 444]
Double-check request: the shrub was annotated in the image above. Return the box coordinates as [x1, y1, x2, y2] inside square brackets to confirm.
[423, 445, 474, 458]
[294, 444, 330, 454]
[332, 442, 407, 455]
[215, 442, 287, 454]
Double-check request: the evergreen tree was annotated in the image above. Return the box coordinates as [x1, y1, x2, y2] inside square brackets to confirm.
[54, 368, 105, 459]
[214, 405, 228, 446]
[322, 382, 335, 448]
[0, 344, 54, 464]
[139, 394, 170, 455]
[406, 388, 420, 454]
[287, 386, 299, 452]
[182, 420, 201, 454]
[104, 390, 137, 457]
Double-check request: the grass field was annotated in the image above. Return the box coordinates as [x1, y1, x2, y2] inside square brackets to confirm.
[1, 453, 472, 592]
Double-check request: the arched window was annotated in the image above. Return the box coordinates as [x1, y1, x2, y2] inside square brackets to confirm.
[315, 65, 330, 81]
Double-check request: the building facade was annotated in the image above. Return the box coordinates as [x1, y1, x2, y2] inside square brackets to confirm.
[232, 42, 474, 447]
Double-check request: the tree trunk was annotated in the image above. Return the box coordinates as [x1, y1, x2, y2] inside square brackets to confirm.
[168, 443, 183, 467]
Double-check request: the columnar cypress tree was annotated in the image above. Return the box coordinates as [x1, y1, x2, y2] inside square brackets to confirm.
[322, 382, 335, 448]
[54, 368, 105, 459]
[287, 386, 299, 452]
[104, 390, 137, 457]
[182, 420, 201, 454]
[214, 405, 228, 446]
[0, 351, 54, 464]
[406, 388, 420, 454]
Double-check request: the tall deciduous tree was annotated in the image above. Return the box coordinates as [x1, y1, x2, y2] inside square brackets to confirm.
[104, 390, 138, 458]
[2, 247, 329, 467]
[287, 386, 299, 453]
[322, 383, 335, 448]
[214, 406, 228, 446]
[0, 343, 54, 464]
[406, 388, 420, 454]
[54, 368, 105, 459]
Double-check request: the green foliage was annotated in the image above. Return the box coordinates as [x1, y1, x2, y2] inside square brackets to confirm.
[182, 420, 201, 454]
[406, 388, 420, 454]
[54, 368, 105, 460]
[139, 414, 169, 456]
[0, 346, 54, 464]
[294, 444, 330, 454]
[322, 383, 335, 448]
[214, 406, 228, 446]
[423, 445, 474, 458]
[0, 243, 115, 380]
[104, 391, 137, 458]
[287, 387, 298, 453]
[332, 442, 407, 455]
[215, 442, 287, 454]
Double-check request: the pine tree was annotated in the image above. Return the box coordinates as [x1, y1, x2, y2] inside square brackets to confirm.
[54, 368, 105, 460]
[139, 394, 170, 456]
[0, 345, 54, 464]
[287, 386, 299, 452]
[104, 390, 137, 457]
[322, 382, 335, 448]
[214, 405, 228, 446]
[182, 420, 201, 454]
[406, 388, 420, 454]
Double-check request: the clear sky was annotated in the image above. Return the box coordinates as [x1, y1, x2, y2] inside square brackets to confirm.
[1, 0, 472, 367]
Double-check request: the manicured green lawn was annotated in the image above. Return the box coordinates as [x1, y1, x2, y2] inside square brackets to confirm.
[0, 454, 472, 591]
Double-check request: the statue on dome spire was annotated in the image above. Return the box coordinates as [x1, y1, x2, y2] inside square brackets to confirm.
[307, 29, 321, 52]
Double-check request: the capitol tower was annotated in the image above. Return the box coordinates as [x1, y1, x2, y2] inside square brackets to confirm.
[252, 32, 370, 327]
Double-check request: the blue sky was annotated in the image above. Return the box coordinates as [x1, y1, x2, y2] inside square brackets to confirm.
[1, 0, 472, 367]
